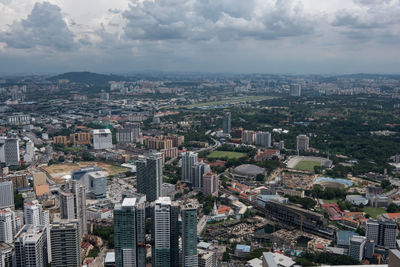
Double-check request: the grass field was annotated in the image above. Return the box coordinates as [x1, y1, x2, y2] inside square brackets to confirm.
[206, 151, 247, 160]
[363, 207, 386, 218]
[295, 160, 321, 171]
[323, 199, 338, 204]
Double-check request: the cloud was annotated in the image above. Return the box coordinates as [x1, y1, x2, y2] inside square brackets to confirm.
[0, 2, 77, 51]
[122, 0, 314, 42]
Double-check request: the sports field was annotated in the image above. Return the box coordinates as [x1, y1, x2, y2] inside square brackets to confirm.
[206, 151, 247, 160]
[295, 160, 321, 171]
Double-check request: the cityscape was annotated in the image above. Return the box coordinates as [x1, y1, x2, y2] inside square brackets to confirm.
[1, 1, 400, 267]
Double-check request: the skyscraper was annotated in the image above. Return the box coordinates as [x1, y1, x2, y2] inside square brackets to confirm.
[15, 225, 48, 267]
[366, 220, 397, 248]
[50, 220, 81, 267]
[114, 197, 146, 267]
[0, 181, 14, 209]
[290, 84, 301, 97]
[241, 130, 256, 145]
[348, 235, 366, 261]
[136, 152, 163, 202]
[0, 242, 15, 267]
[0, 137, 20, 167]
[182, 152, 198, 185]
[60, 180, 87, 236]
[255, 131, 271, 147]
[152, 197, 179, 267]
[192, 162, 211, 190]
[24, 200, 44, 226]
[0, 209, 14, 244]
[182, 203, 198, 267]
[296, 134, 309, 151]
[202, 173, 219, 197]
[222, 111, 231, 134]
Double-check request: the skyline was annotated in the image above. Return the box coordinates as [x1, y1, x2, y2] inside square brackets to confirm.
[0, 0, 400, 74]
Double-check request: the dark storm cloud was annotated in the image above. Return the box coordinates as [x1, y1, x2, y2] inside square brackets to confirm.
[122, 0, 314, 42]
[0, 2, 76, 51]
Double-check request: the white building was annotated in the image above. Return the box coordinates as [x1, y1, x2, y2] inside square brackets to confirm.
[0, 209, 14, 244]
[24, 200, 44, 226]
[7, 114, 31, 126]
[242, 130, 256, 145]
[15, 225, 48, 267]
[92, 129, 112, 150]
[24, 140, 35, 163]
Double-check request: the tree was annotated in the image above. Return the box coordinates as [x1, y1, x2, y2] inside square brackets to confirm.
[222, 251, 230, 262]
[387, 203, 400, 213]
[256, 173, 265, 182]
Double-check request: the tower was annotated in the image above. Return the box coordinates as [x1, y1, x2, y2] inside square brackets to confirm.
[182, 203, 198, 267]
[114, 197, 146, 267]
[181, 152, 198, 185]
[222, 111, 231, 134]
[50, 220, 81, 267]
[136, 152, 163, 202]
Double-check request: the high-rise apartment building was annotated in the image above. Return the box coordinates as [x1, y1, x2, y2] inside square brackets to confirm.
[198, 250, 216, 267]
[15, 225, 48, 267]
[366, 220, 397, 248]
[116, 125, 140, 144]
[202, 173, 219, 197]
[24, 200, 44, 226]
[136, 152, 163, 202]
[50, 220, 81, 267]
[59, 180, 87, 236]
[255, 131, 271, 147]
[24, 140, 35, 163]
[152, 197, 179, 267]
[0, 209, 14, 244]
[0, 242, 15, 267]
[182, 203, 198, 267]
[114, 197, 146, 267]
[290, 84, 301, 97]
[296, 134, 309, 151]
[241, 130, 256, 145]
[192, 162, 211, 189]
[182, 152, 198, 185]
[349, 235, 366, 261]
[222, 111, 231, 134]
[0, 181, 14, 209]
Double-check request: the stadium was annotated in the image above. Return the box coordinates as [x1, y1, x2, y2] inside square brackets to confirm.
[286, 156, 332, 171]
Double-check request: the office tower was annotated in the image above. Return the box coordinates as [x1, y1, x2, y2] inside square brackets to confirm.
[290, 84, 301, 97]
[50, 220, 80, 267]
[364, 239, 375, 259]
[0, 209, 14, 244]
[0, 242, 15, 267]
[92, 129, 113, 149]
[24, 140, 35, 163]
[0, 137, 20, 167]
[296, 134, 309, 151]
[366, 220, 397, 248]
[24, 200, 44, 226]
[255, 131, 271, 147]
[222, 111, 231, 134]
[192, 162, 211, 189]
[15, 225, 48, 267]
[152, 197, 179, 267]
[136, 152, 163, 202]
[202, 172, 219, 197]
[182, 152, 198, 185]
[182, 203, 198, 267]
[348, 235, 366, 261]
[241, 130, 256, 145]
[87, 171, 107, 199]
[0, 181, 14, 209]
[114, 197, 146, 267]
[60, 180, 87, 236]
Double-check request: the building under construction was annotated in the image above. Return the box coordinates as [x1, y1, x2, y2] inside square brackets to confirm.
[263, 200, 334, 239]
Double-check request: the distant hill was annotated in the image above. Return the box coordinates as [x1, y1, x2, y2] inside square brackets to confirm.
[48, 72, 126, 84]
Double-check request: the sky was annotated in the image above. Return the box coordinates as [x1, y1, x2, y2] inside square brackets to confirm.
[0, 0, 399, 74]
